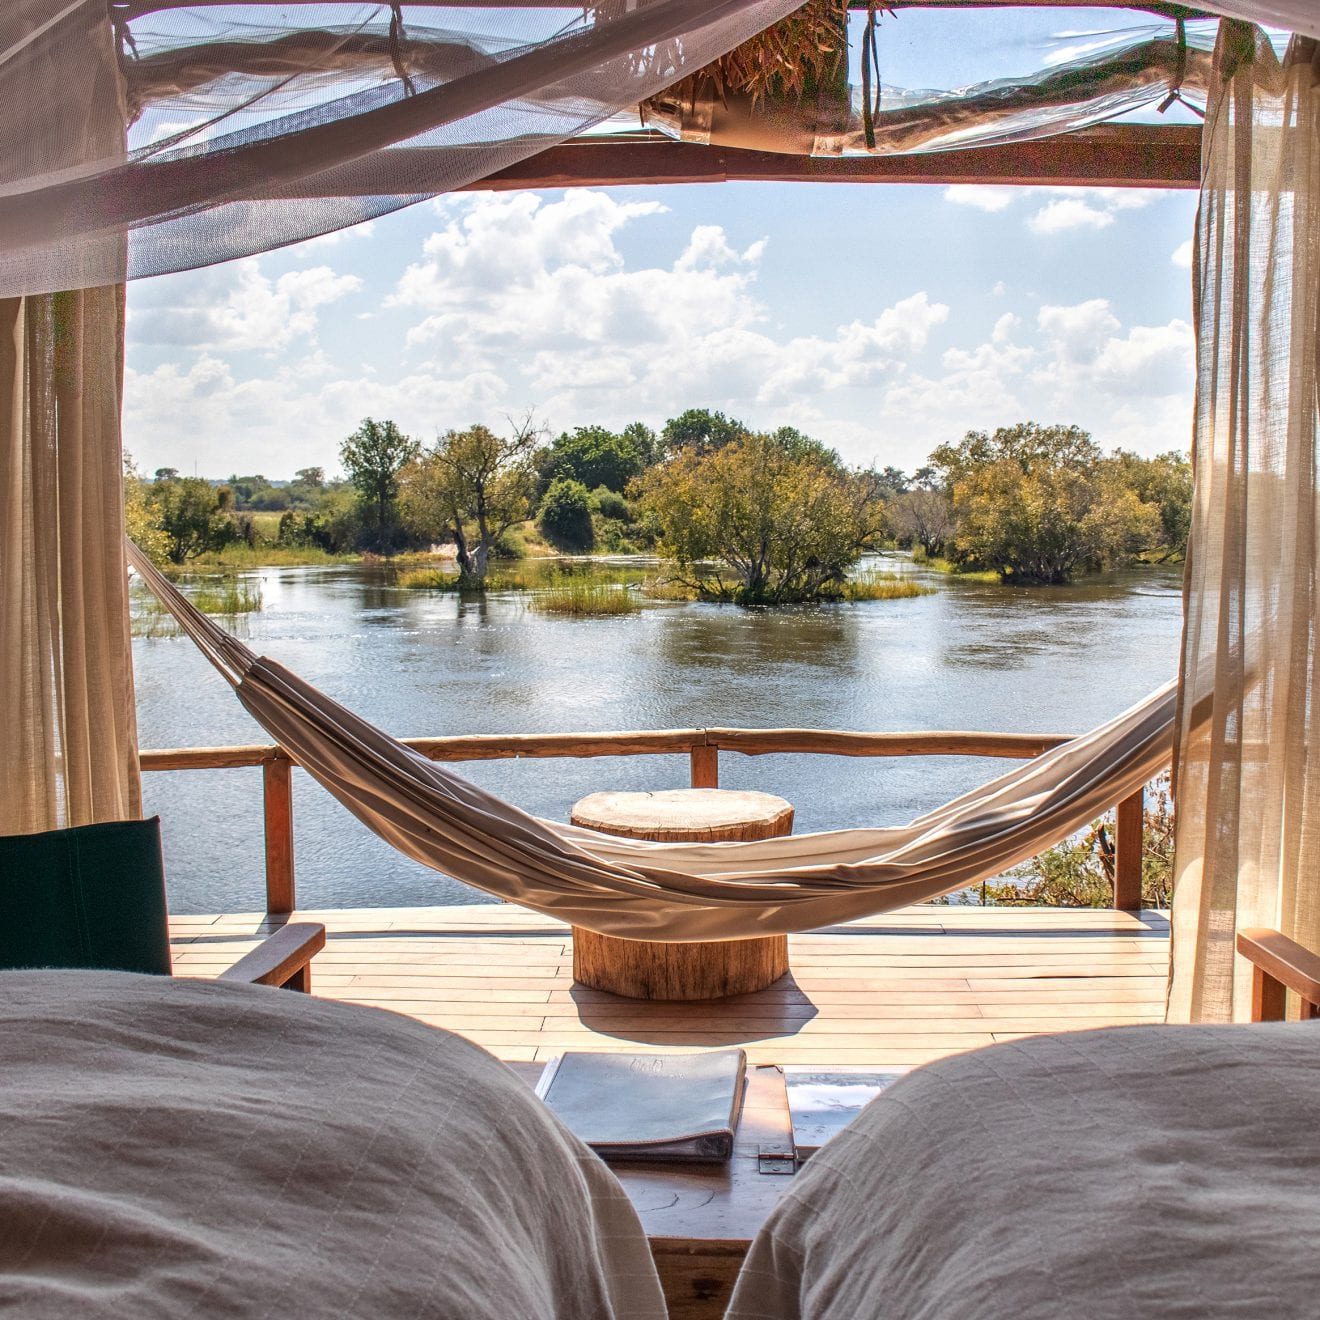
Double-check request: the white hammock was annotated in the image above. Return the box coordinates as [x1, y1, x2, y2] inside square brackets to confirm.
[130, 544, 1173, 940]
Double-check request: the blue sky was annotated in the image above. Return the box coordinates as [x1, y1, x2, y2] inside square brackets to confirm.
[121, 6, 1203, 480]
[123, 177, 1197, 479]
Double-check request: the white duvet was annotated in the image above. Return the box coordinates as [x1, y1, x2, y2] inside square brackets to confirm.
[729, 1022, 1320, 1319]
[0, 970, 665, 1319]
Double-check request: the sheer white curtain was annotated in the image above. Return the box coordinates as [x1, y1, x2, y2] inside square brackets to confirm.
[1169, 23, 1320, 1021]
[0, 1, 139, 836]
[0, 286, 141, 835]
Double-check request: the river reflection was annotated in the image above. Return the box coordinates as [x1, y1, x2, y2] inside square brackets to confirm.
[134, 556, 1183, 914]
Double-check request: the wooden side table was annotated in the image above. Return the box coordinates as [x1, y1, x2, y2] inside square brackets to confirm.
[510, 1060, 797, 1320]
[569, 788, 794, 1001]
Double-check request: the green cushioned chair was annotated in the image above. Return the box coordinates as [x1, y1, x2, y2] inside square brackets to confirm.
[0, 816, 324, 990]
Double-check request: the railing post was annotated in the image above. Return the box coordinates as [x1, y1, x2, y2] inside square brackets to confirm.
[263, 754, 296, 915]
[690, 743, 719, 789]
[1114, 787, 1143, 911]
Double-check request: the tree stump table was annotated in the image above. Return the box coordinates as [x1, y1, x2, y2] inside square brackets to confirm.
[569, 788, 794, 1001]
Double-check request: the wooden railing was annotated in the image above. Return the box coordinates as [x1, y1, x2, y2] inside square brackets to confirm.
[139, 728, 1154, 916]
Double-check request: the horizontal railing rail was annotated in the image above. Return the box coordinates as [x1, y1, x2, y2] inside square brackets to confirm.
[139, 727, 1156, 917]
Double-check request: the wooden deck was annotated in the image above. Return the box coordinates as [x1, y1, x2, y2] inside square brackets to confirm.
[170, 902, 1170, 1064]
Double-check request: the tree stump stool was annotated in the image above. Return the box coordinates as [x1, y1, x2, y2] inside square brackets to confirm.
[569, 788, 794, 1001]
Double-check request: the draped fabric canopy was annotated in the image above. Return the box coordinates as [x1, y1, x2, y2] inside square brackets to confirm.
[0, 0, 1308, 298]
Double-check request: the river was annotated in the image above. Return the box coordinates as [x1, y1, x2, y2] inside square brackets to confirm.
[132, 555, 1184, 914]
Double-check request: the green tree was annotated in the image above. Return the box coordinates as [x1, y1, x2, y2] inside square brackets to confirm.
[399, 419, 539, 585]
[150, 474, 237, 564]
[660, 408, 748, 458]
[932, 422, 1160, 584]
[537, 478, 595, 551]
[1112, 449, 1193, 559]
[621, 421, 659, 468]
[339, 417, 420, 552]
[639, 430, 887, 604]
[537, 425, 647, 495]
[122, 453, 169, 565]
[891, 487, 954, 558]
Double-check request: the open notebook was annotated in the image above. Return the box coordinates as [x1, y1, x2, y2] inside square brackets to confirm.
[536, 1049, 747, 1162]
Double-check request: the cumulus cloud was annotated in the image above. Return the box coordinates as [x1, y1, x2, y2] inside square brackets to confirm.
[1026, 186, 1159, 235]
[1028, 199, 1115, 235]
[385, 192, 951, 430]
[128, 258, 361, 353]
[1171, 238, 1194, 269]
[943, 185, 1016, 213]
[123, 187, 1196, 477]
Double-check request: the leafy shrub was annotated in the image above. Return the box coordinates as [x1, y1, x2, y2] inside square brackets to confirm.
[981, 773, 1174, 907]
[537, 478, 595, 552]
[590, 487, 631, 522]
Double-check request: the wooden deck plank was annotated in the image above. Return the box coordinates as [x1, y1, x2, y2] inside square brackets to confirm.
[169, 902, 1169, 1068]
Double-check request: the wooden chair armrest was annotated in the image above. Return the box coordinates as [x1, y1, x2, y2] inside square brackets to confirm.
[1236, 928, 1320, 1021]
[217, 922, 325, 992]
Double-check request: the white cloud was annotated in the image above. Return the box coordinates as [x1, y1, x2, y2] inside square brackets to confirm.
[123, 184, 1198, 478]
[991, 312, 1020, 344]
[386, 191, 953, 427]
[128, 258, 361, 353]
[1029, 298, 1194, 444]
[1025, 186, 1160, 235]
[1037, 299, 1122, 362]
[1028, 199, 1116, 235]
[943, 185, 1016, 213]
[1171, 238, 1194, 269]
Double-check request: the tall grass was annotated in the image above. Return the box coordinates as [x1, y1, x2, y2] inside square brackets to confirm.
[397, 566, 528, 592]
[398, 567, 462, 591]
[190, 578, 263, 614]
[192, 543, 344, 567]
[838, 570, 934, 602]
[529, 578, 640, 616]
[130, 573, 261, 636]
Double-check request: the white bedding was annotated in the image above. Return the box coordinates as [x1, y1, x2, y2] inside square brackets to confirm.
[0, 970, 665, 1318]
[728, 1023, 1320, 1320]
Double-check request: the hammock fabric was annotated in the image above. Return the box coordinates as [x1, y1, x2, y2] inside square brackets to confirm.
[130, 545, 1173, 941]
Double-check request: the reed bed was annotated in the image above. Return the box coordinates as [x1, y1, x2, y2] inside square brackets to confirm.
[189, 579, 264, 614]
[837, 570, 934, 602]
[529, 578, 640, 616]
[398, 567, 462, 591]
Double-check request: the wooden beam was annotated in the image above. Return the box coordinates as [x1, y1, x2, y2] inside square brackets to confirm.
[462, 125, 1201, 193]
[122, 2, 1215, 16]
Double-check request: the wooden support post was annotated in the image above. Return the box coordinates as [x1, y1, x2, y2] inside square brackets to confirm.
[263, 755, 296, 915]
[690, 744, 719, 789]
[1251, 964, 1287, 1022]
[1113, 787, 1144, 911]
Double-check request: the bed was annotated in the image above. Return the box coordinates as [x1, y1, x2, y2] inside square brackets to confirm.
[0, 970, 666, 1318]
[726, 1020, 1320, 1319]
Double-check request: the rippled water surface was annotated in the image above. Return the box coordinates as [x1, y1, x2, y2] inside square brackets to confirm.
[134, 556, 1184, 914]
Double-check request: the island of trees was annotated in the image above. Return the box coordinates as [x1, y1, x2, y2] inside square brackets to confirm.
[127, 409, 1191, 604]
